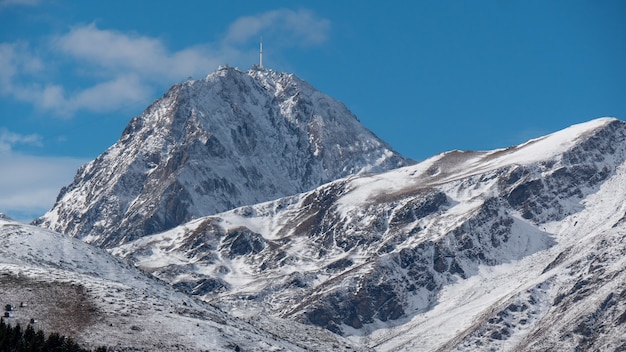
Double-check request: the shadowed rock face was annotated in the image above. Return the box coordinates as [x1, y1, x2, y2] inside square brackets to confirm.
[221, 227, 267, 258]
[35, 66, 412, 247]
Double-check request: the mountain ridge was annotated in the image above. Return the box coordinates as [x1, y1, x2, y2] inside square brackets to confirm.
[35, 66, 412, 247]
[110, 117, 626, 350]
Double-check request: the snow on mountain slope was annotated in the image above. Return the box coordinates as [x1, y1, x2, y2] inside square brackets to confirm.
[35, 66, 411, 248]
[0, 218, 363, 351]
[112, 117, 626, 350]
[429, 156, 626, 352]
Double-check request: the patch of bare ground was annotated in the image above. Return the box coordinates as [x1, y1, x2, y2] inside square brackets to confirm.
[0, 273, 98, 339]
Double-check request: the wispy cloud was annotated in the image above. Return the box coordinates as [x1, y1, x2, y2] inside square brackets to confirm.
[54, 24, 220, 81]
[0, 152, 87, 222]
[0, 8, 331, 118]
[0, 42, 43, 93]
[224, 9, 331, 46]
[0, 8, 331, 221]
[0, 31, 216, 117]
[0, 0, 39, 9]
[35, 75, 152, 116]
[0, 128, 42, 152]
[0, 128, 86, 222]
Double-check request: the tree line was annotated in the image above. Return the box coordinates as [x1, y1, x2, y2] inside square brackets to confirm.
[0, 318, 107, 352]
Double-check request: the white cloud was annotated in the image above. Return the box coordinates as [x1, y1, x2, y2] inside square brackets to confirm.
[36, 75, 152, 116]
[0, 133, 84, 224]
[0, 129, 83, 222]
[0, 152, 87, 222]
[0, 8, 330, 117]
[0, 128, 42, 152]
[224, 9, 330, 46]
[0, 0, 39, 9]
[0, 8, 331, 221]
[0, 42, 43, 93]
[55, 24, 167, 70]
[54, 24, 220, 81]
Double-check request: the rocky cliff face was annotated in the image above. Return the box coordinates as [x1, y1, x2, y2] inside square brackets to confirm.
[112, 118, 626, 350]
[35, 66, 411, 247]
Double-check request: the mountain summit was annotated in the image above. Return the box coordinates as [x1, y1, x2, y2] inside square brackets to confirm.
[35, 66, 411, 247]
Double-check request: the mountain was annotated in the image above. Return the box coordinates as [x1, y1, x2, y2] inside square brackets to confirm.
[35, 66, 411, 247]
[0, 217, 362, 351]
[112, 118, 626, 350]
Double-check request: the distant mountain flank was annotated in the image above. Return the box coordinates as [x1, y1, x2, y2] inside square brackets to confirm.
[35, 66, 411, 247]
[112, 118, 626, 350]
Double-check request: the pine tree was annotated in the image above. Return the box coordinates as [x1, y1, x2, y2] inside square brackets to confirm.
[8, 323, 22, 350]
[23, 324, 35, 341]
[0, 318, 6, 348]
[33, 329, 46, 351]
[24, 324, 41, 352]
[43, 332, 64, 350]
[62, 336, 88, 352]
[0, 320, 93, 352]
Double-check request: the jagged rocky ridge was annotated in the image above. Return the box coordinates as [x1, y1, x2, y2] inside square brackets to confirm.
[112, 118, 626, 350]
[35, 66, 410, 247]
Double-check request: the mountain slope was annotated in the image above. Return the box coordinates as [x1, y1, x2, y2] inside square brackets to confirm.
[112, 118, 626, 350]
[35, 66, 411, 247]
[0, 217, 363, 351]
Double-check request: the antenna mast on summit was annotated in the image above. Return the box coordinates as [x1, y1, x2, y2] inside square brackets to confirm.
[259, 37, 263, 68]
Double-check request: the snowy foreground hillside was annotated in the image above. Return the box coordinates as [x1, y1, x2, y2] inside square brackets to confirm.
[0, 217, 362, 351]
[112, 118, 626, 351]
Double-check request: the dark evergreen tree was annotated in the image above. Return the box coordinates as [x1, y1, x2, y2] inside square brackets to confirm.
[43, 332, 63, 350]
[0, 320, 92, 352]
[0, 318, 6, 347]
[33, 329, 46, 351]
[9, 323, 22, 349]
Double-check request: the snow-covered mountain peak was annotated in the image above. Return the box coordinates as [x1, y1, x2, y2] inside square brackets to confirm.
[36, 66, 412, 247]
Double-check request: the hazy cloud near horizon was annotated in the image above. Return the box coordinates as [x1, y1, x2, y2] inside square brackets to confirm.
[0, 152, 87, 222]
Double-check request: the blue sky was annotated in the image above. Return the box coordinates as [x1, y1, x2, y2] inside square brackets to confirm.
[1, 0, 625, 221]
